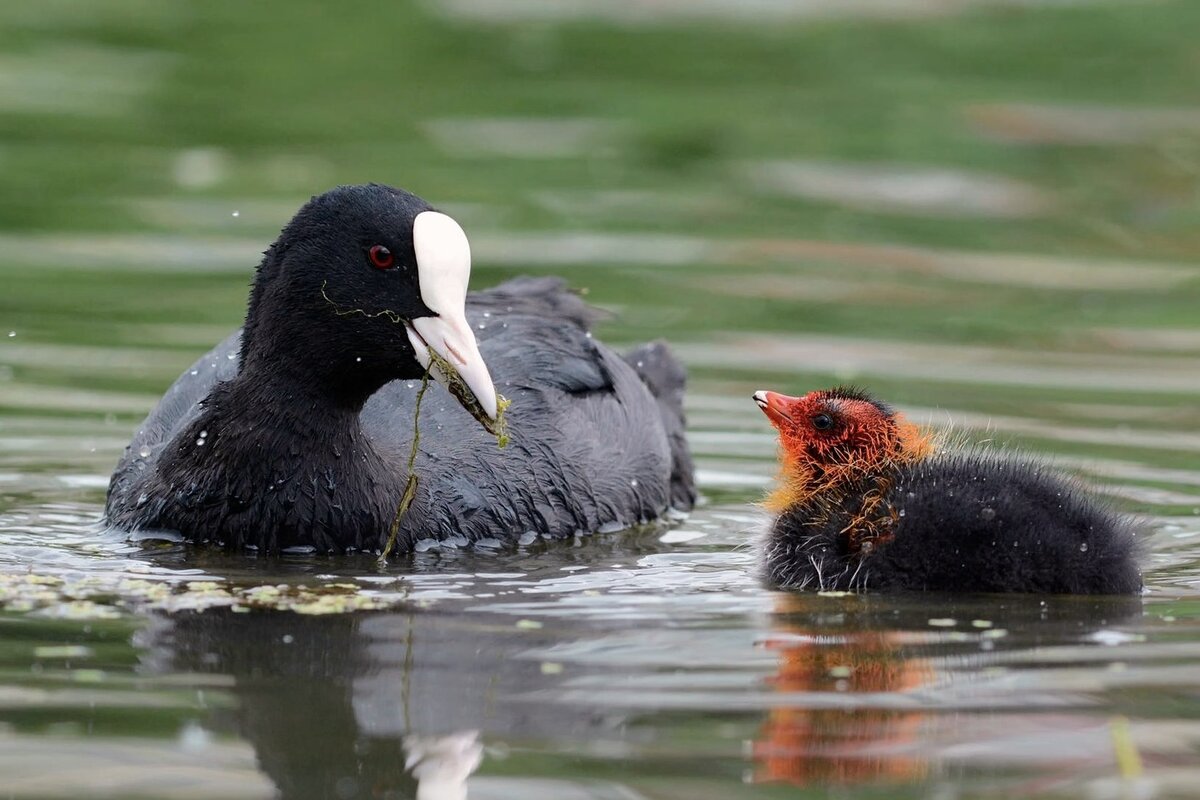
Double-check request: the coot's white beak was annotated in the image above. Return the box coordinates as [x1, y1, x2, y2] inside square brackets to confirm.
[405, 211, 499, 426]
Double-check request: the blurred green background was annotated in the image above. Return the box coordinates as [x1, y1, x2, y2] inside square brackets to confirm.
[1, 0, 1199, 480]
[3, 0, 1200, 245]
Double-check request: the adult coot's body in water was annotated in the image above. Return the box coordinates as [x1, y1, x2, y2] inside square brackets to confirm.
[106, 184, 695, 553]
[753, 387, 1141, 594]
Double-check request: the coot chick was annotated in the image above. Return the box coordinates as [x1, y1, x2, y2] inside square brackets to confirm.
[106, 184, 695, 553]
[753, 387, 1141, 594]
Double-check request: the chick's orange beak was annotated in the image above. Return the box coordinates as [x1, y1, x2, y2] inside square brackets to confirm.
[753, 390, 800, 430]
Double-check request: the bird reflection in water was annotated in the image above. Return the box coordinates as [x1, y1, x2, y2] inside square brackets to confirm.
[752, 593, 933, 786]
[751, 592, 1147, 791]
[143, 604, 587, 800]
[404, 732, 483, 800]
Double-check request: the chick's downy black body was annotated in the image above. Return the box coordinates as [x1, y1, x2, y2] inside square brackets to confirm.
[765, 450, 1143, 595]
[105, 185, 695, 553]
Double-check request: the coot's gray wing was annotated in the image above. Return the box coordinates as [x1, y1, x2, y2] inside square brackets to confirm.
[107, 331, 242, 511]
[621, 340, 696, 511]
[468, 277, 695, 510]
[363, 277, 684, 547]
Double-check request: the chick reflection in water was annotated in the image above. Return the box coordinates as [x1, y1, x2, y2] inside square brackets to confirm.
[752, 593, 1147, 790]
[752, 594, 933, 786]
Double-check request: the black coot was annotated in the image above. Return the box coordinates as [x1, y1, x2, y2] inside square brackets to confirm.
[106, 184, 695, 553]
[753, 387, 1142, 594]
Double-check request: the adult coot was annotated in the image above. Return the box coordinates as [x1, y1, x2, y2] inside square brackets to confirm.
[106, 184, 695, 552]
[753, 386, 1142, 594]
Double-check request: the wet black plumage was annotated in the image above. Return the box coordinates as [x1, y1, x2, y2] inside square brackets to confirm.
[105, 185, 695, 553]
[756, 387, 1142, 595]
[766, 450, 1143, 594]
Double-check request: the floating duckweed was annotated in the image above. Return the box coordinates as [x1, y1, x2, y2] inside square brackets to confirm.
[41, 601, 123, 620]
[288, 594, 375, 615]
[0, 572, 407, 618]
[157, 581, 401, 616]
[242, 585, 284, 601]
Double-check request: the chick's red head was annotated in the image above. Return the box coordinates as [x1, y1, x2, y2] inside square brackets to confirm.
[754, 387, 901, 466]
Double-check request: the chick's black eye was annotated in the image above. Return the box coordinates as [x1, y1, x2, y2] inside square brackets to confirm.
[812, 414, 834, 431]
[368, 245, 395, 270]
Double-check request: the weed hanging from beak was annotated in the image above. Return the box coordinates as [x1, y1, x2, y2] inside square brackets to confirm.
[375, 369, 512, 564]
[378, 371, 431, 565]
[426, 348, 510, 447]
[319, 282, 512, 561]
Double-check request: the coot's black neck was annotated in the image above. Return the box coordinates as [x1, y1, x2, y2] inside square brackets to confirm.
[206, 367, 368, 448]
[149, 367, 398, 551]
[239, 326, 398, 414]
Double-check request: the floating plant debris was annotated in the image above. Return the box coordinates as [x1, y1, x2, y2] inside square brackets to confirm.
[0, 573, 408, 618]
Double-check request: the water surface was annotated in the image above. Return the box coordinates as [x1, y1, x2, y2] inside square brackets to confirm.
[3, 0, 1200, 797]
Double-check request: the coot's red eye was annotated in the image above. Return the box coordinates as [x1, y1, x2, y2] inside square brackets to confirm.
[368, 245, 395, 270]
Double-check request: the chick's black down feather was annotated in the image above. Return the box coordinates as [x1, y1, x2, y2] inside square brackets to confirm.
[765, 450, 1142, 595]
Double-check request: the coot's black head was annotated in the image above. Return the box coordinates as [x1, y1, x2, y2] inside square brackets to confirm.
[240, 184, 496, 421]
